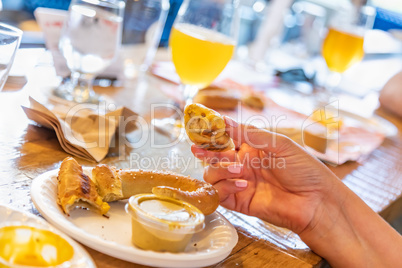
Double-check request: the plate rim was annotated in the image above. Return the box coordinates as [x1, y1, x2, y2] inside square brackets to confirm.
[30, 168, 238, 267]
[338, 109, 398, 137]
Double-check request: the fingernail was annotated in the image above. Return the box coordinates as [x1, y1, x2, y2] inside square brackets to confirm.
[228, 164, 242, 174]
[192, 145, 204, 150]
[235, 180, 248, 188]
[224, 116, 239, 128]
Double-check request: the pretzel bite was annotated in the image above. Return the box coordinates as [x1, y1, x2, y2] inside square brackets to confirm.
[92, 165, 219, 215]
[184, 103, 234, 151]
[91, 164, 123, 202]
[57, 157, 110, 215]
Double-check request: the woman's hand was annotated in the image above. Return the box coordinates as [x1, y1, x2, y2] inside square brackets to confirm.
[192, 116, 402, 267]
[191, 116, 342, 234]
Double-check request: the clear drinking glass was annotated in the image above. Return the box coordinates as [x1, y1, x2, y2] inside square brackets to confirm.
[319, 5, 376, 102]
[122, 0, 170, 79]
[57, 0, 125, 103]
[171, 0, 239, 106]
[152, 0, 239, 136]
[0, 23, 22, 91]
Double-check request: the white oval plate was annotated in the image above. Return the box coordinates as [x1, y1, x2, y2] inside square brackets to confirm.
[0, 204, 96, 268]
[31, 168, 238, 268]
[339, 110, 398, 137]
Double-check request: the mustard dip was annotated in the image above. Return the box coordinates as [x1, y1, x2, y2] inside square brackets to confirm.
[0, 225, 74, 267]
[126, 194, 205, 252]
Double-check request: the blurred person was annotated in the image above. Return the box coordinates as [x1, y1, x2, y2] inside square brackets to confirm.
[191, 116, 402, 267]
[379, 70, 402, 118]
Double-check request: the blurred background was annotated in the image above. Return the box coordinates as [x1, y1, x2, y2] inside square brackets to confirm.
[2, 0, 402, 50]
[2, 0, 402, 90]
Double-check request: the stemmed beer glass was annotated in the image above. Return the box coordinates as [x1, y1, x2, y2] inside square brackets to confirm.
[57, 0, 125, 103]
[153, 0, 239, 135]
[320, 5, 376, 102]
[170, 0, 238, 105]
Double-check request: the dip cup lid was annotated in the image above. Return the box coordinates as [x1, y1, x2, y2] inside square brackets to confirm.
[125, 194, 205, 234]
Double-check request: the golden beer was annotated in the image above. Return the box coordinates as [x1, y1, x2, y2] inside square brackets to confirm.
[322, 27, 365, 73]
[170, 23, 235, 88]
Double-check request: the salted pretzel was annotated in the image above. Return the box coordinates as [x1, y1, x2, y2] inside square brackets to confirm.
[92, 164, 219, 215]
[57, 157, 220, 215]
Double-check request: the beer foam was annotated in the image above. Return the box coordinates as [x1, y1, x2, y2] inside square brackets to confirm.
[174, 23, 235, 45]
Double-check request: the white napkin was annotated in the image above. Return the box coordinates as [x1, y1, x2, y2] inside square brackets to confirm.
[22, 97, 138, 162]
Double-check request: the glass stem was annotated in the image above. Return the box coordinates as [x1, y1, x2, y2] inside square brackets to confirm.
[68, 71, 80, 93]
[316, 70, 342, 106]
[70, 71, 96, 103]
[325, 71, 342, 93]
[182, 84, 199, 107]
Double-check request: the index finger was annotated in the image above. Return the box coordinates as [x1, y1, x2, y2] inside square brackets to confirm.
[224, 116, 292, 154]
[191, 145, 237, 164]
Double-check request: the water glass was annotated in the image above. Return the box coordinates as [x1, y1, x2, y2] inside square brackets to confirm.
[281, 1, 327, 58]
[122, 0, 169, 79]
[57, 0, 125, 103]
[0, 23, 22, 91]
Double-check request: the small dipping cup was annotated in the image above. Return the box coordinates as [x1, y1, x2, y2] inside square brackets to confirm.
[125, 194, 205, 252]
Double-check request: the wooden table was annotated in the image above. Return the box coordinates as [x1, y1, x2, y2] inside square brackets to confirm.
[0, 49, 401, 268]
